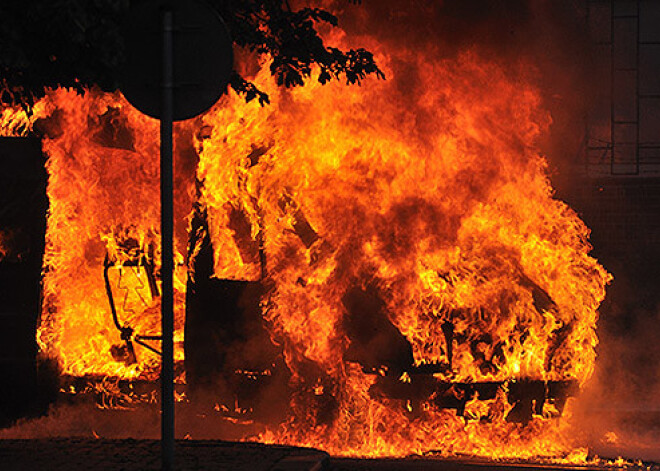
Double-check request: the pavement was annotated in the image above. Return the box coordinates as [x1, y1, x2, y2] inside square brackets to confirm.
[0, 438, 329, 471]
[3, 439, 660, 471]
[330, 457, 657, 471]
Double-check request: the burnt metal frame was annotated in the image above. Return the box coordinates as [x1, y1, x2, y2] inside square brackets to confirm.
[103, 253, 163, 358]
[372, 373, 579, 424]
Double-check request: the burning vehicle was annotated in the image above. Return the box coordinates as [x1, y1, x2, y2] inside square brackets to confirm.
[4, 55, 608, 459]
[2, 0, 659, 466]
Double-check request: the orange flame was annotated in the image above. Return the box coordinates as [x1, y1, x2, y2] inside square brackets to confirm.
[196, 50, 610, 457]
[0, 41, 610, 460]
[8, 88, 196, 380]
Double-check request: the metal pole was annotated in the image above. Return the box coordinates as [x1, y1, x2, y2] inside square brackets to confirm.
[160, 7, 175, 471]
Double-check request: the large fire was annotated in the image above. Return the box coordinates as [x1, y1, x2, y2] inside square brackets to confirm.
[1, 28, 610, 461]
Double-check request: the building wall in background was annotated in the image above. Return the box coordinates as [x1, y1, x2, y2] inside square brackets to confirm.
[585, 0, 660, 176]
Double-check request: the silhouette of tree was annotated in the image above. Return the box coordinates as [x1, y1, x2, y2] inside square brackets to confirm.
[0, 0, 383, 110]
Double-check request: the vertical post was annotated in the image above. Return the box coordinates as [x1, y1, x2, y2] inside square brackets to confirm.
[610, 0, 615, 175]
[160, 7, 175, 471]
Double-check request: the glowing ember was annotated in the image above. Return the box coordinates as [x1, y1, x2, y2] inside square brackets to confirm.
[0, 230, 8, 262]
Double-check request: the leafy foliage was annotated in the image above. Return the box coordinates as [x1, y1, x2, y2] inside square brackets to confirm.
[0, 0, 383, 111]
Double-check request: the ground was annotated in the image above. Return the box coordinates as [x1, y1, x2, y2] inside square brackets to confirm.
[0, 439, 657, 471]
